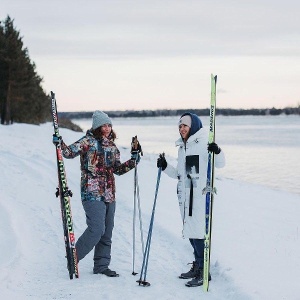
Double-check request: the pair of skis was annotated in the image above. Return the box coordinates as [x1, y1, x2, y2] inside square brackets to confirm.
[203, 74, 217, 291]
[51, 91, 79, 279]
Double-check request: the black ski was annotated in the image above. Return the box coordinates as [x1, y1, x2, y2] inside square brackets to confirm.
[51, 91, 79, 279]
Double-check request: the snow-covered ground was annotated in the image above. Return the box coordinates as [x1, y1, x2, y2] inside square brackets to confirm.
[1, 123, 299, 300]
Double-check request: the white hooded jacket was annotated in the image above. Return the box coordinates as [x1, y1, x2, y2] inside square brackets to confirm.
[164, 123, 225, 239]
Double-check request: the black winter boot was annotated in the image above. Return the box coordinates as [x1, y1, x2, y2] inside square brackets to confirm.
[185, 268, 211, 287]
[179, 262, 200, 279]
[94, 268, 119, 277]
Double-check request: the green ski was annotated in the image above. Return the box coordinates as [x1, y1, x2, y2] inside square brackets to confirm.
[51, 91, 79, 279]
[203, 74, 217, 291]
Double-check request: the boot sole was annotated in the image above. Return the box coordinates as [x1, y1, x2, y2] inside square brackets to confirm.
[100, 272, 119, 277]
[105, 274, 119, 277]
[179, 275, 195, 279]
[94, 271, 120, 277]
[185, 276, 211, 287]
[185, 282, 203, 287]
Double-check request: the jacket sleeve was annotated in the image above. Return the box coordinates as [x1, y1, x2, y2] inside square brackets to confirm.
[215, 149, 226, 168]
[61, 136, 87, 159]
[163, 163, 178, 179]
[113, 148, 136, 175]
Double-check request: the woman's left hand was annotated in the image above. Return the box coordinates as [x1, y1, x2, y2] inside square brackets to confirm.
[131, 136, 143, 163]
[207, 142, 221, 154]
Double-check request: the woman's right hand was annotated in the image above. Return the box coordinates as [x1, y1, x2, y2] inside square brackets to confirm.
[52, 134, 62, 145]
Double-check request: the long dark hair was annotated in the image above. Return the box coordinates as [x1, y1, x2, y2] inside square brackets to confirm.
[92, 126, 117, 141]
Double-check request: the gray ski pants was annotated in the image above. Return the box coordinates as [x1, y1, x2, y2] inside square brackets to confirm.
[75, 200, 116, 273]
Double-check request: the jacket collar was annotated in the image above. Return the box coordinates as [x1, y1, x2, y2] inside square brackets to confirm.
[175, 129, 205, 147]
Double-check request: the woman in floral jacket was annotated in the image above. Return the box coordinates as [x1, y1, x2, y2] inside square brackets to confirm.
[60, 110, 140, 277]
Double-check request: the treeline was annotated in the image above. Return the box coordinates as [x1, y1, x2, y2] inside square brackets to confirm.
[1, 16, 299, 126]
[0, 16, 51, 125]
[59, 106, 300, 119]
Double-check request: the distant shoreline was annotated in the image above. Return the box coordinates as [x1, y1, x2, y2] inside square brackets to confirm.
[59, 106, 300, 119]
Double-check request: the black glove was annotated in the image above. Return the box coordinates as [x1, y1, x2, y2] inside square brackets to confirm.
[157, 153, 167, 170]
[53, 134, 62, 145]
[207, 142, 221, 154]
[131, 136, 142, 163]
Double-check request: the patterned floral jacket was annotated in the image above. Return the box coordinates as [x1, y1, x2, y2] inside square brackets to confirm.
[61, 130, 135, 202]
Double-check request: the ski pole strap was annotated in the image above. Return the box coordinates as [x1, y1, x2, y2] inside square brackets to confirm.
[131, 136, 143, 156]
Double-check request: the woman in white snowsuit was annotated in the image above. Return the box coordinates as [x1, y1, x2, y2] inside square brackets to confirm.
[157, 113, 225, 287]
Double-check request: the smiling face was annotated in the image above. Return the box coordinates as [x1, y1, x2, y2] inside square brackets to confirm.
[100, 123, 112, 138]
[179, 124, 190, 142]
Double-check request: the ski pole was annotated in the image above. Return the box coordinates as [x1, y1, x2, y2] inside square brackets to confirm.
[132, 164, 145, 275]
[137, 167, 162, 287]
[132, 138, 145, 275]
[132, 165, 138, 275]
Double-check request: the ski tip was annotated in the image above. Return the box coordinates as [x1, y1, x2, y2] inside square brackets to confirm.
[210, 74, 217, 83]
[50, 91, 55, 98]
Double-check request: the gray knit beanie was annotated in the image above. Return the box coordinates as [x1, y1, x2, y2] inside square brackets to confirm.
[178, 115, 192, 128]
[92, 110, 112, 130]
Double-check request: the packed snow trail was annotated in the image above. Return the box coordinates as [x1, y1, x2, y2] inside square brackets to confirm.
[0, 123, 299, 299]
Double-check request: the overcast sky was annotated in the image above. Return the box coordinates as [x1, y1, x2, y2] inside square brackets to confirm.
[1, 0, 300, 111]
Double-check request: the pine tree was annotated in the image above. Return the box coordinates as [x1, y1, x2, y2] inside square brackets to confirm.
[0, 19, 9, 124]
[0, 16, 51, 125]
